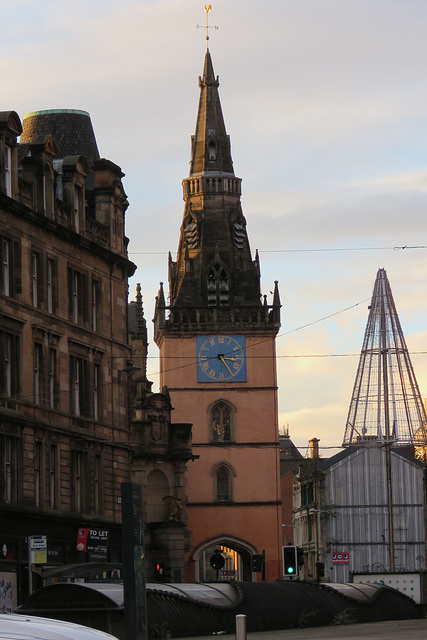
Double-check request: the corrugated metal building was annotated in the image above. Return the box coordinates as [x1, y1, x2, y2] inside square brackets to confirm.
[293, 444, 426, 582]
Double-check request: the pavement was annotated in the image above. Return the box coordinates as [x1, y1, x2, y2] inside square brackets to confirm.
[176, 618, 427, 640]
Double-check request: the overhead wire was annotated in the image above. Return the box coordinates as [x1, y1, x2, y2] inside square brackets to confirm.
[145, 297, 375, 377]
[128, 244, 427, 256]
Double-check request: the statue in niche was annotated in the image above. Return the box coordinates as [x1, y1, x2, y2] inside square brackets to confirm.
[163, 495, 182, 522]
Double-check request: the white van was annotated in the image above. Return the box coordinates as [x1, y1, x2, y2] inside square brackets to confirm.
[0, 613, 118, 640]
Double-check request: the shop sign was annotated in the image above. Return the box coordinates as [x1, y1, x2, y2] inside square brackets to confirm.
[76, 528, 109, 558]
[332, 551, 350, 564]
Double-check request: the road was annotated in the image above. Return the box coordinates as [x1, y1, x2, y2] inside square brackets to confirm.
[176, 618, 427, 640]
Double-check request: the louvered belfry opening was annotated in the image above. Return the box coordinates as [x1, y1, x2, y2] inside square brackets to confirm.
[343, 268, 427, 449]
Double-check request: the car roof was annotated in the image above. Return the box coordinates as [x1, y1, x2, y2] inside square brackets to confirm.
[0, 614, 117, 640]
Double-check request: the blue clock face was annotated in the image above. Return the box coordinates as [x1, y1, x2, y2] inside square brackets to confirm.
[197, 335, 246, 382]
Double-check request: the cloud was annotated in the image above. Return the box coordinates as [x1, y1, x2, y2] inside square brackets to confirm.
[3, 0, 427, 454]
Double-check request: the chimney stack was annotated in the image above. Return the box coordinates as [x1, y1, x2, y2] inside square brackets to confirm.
[309, 438, 320, 459]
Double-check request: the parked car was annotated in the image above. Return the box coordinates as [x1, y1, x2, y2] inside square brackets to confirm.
[0, 613, 118, 640]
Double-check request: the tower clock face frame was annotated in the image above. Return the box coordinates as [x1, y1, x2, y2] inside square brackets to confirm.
[197, 335, 246, 382]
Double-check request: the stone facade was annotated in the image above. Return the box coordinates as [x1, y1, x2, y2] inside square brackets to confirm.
[129, 285, 194, 583]
[0, 110, 135, 605]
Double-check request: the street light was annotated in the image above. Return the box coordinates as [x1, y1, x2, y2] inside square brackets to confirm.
[118, 365, 141, 383]
[281, 523, 293, 545]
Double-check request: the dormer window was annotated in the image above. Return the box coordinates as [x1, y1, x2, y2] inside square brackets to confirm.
[73, 186, 82, 233]
[4, 147, 11, 197]
[43, 163, 55, 218]
[207, 262, 229, 306]
[0, 111, 22, 199]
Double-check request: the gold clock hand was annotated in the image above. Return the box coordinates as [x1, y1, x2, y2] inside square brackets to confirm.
[219, 356, 233, 376]
[222, 357, 236, 362]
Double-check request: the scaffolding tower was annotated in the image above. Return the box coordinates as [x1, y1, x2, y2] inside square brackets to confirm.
[342, 268, 427, 449]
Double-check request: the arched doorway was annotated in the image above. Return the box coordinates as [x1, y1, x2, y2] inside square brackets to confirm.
[192, 536, 257, 582]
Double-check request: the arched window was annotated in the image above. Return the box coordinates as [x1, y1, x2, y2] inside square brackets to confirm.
[209, 400, 234, 443]
[211, 462, 236, 502]
[146, 470, 169, 523]
[207, 262, 229, 306]
[208, 141, 216, 160]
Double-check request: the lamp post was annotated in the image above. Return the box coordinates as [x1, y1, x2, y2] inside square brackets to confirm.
[309, 509, 334, 581]
[118, 365, 141, 427]
[281, 524, 293, 546]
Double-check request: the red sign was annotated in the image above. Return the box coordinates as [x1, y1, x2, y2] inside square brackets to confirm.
[76, 528, 109, 558]
[332, 551, 350, 564]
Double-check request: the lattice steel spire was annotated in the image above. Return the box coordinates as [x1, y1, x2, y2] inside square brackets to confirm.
[343, 268, 427, 448]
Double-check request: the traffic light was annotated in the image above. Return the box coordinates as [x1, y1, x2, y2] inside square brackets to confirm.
[282, 545, 298, 577]
[251, 554, 263, 572]
[209, 550, 225, 570]
[297, 547, 304, 567]
[154, 562, 164, 580]
[316, 561, 325, 579]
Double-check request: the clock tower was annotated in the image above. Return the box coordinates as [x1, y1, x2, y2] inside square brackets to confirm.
[154, 48, 282, 581]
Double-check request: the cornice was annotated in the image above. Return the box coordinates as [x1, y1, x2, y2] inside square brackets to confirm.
[0, 192, 136, 276]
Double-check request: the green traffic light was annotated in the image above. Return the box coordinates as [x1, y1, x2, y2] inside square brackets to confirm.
[287, 567, 294, 574]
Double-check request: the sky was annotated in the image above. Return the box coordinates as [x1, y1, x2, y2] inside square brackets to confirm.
[3, 0, 427, 456]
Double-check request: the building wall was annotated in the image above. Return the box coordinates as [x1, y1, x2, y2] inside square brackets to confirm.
[158, 332, 282, 581]
[281, 472, 295, 545]
[0, 110, 135, 604]
[324, 447, 426, 581]
[293, 446, 426, 583]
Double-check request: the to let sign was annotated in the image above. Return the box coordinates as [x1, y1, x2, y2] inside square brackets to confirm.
[76, 528, 109, 558]
[332, 551, 350, 564]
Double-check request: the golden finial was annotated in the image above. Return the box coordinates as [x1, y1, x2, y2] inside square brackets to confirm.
[196, 4, 218, 50]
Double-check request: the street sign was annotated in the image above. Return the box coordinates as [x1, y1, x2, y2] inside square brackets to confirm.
[30, 536, 47, 550]
[219, 569, 236, 577]
[332, 551, 350, 564]
[210, 550, 225, 570]
[28, 536, 47, 596]
[29, 536, 47, 564]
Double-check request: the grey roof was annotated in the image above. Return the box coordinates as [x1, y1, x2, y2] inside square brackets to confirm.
[279, 435, 304, 461]
[21, 109, 100, 168]
[318, 444, 425, 471]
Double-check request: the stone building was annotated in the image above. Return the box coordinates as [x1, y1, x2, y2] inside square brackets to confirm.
[128, 285, 194, 583]
[153, 48, 282, 582]
[0, 109, 136, 606]
[279, 431, 303, 548]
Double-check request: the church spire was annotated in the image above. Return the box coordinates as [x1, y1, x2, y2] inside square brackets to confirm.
[189, 50, 234, 176]
[153, 46, 280, 341]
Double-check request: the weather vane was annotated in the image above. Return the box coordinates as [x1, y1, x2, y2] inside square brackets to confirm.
[196, 5, 218, 50]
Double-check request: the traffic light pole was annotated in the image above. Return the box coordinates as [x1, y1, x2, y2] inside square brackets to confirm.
[262, 550, 265, 582]
[282, 545, 298, 578]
